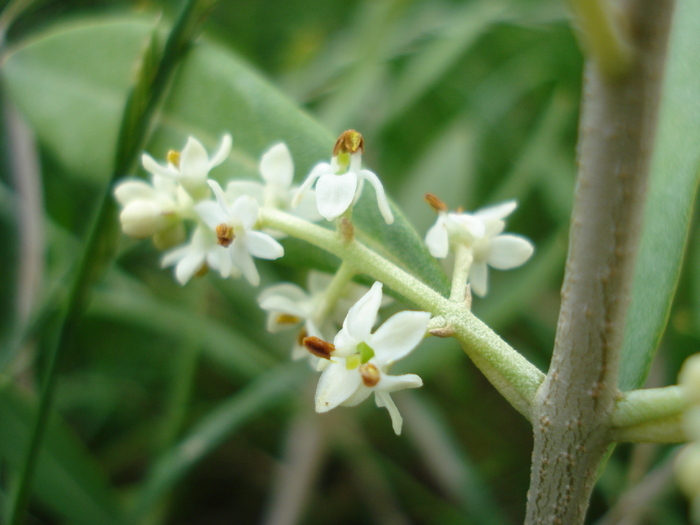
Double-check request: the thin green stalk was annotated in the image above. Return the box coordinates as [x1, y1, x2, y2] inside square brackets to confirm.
[313, 261, 356, 323]
[450, 244, 473, 302]
[6, 1, 220, 522]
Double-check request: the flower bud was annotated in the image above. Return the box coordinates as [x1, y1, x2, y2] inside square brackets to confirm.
[680, 354, 700, 404]
[675, 443, 700, 497]
[120, 200, 167, 238]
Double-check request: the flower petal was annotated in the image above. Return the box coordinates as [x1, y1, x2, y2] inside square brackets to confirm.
[226, 180, 265, 205]
[315, 363, 362, 413]
[474, 200, 517, 222]
[375, 373, 423, 393]
[369, 311, 430, 364]
[315, 171, 357, 221]
[180, 137, 210, 180]
[142, 154, 178, 178]
[258, 282, 309, 308]
[114, 180, 156, 204]
[230, 195, 260, 231]
[194, 200, 229, 230]
[359, 169, 394, 224]
[207, 180, 230, 213]
[231, 239, 260, 286]
[425, 216, 449, 258]
[374, 391, 403, 435]
[245, 231, 284, 260]
[343, 281, 382, 343]
[208, 134, 232, 169]
[488, 235, 534, 270]
[260, 143, 293, 188]
[292, 162, 328, 207]
[161, 245, 190, 267]
[469, 261, 489, 297]
[175, 252, 204, 285]
[292, 188, 322, 221]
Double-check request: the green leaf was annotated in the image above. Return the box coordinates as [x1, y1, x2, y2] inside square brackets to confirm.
[128, 363, 307, 520]
[619, 0, 700, 391]
[3, 15, 448, 296]
[0, 385, 123, 525]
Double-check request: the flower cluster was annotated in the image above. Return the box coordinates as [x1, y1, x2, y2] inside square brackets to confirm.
[114, 130, 535, 436]
[424, 194, 534, 297]
[675, 354, 700, 519]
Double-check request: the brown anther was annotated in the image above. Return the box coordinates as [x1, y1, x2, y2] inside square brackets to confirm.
[359, 363, 380, 387]
[275, 313, 302, 326]
[215, 223, 235, 247]
[296, 328, 308, 347]
[339, 217, 354, 241]
[167, 150, 181, 168]
[303, 336, 335, 360]
[424, 193, 447, 212]
[333, 129, 364, 156]
[195, 264, 209, 278]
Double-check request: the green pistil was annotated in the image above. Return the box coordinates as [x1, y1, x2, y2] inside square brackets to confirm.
[357, 342, 375, 364]
[346, 355, 361, 370]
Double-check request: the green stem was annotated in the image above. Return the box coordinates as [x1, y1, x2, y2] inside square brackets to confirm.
[313, 261, 355, 324]
[259, 209, 545, 419]
[450, 244, 473, 302]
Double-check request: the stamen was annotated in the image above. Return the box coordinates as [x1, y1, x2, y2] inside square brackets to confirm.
[333, 129, 364, 156]
[359, 363, 380, 387]
[296, 328, 308, 347]
[303, 336, 335, 360]
[215, 223, 235, 247]
[424, 193, 447, 212]
[167, 150, 181, 168]
[275, 313, 302, 325]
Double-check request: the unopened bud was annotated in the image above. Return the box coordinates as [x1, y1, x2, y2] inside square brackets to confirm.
[167, 150, 181, 168]
[120, 200, 165, 238]
[215, 224, 235, 247]
[303, 336, 335, 360]
[675, 443, 700, 497]
[424, 193, 447, 212]
[333, 129, 364, 156]
[680, 354, 700, 404]
[359, 363, 380, 387]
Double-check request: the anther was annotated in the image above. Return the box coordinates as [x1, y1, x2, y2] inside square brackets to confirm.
[167, 150, 181, 168]
[333, 130, 364, 156]
[276, 314, 302, 326]
[424, 193, 447, 212]
[359, 363, 380, 387]
[215, 224, 235, 247]
[303, 336, 335, 360]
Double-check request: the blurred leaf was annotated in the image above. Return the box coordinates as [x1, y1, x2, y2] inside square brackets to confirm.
[0, 385, 122, 525]
[619, 0, 700, 390]
[128, 362, 307, 520]
[3, 16, 448, 296]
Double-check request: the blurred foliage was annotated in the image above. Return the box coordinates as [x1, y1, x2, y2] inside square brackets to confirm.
[0, 0, 697, 524]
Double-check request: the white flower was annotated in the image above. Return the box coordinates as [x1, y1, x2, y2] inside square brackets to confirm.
[142, 134, 232, 199]
[226, 143, 321, 222]
[161, 225, 238, 285]
[426, 200, 534, 297]
[195, 180, 284, 286]
[292, 130, 394, 224]
[114, 174, 192, 239]
[313, 282, 430, 435]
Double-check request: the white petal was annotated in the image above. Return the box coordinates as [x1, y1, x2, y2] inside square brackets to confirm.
[260, 143, 293, 188]
[425, 216, 449, 258]
[374, 391, 403, 435]
[161, 245, 190, 267]
[180, 137, 210, 180]
[231, 195, 260, 231]
[359, 169, 394, 224]
[292, 188, 322, 221]
[258, 293, 308, 317]
[341, 384, 372, 407]
[175, 252, 204, 285]
[258, 282, 308, 308]
[375, 373, 423, 393]
[343, 281, 383, 343]
[316, 171, 358, 221]
[231, 239, 260, 286]
[474, 200, 517, 222]
[226, 180, 265, 205]
[114, 180, 156, 205]
[194, 200, 229, 230]
[369, 311, 430, 364]
[488, 235, 534, 269]
[307, 270, 332, 295]
[142, 154, 177, 178]
[245, 231, 284, 260]
[333, 327, 358, 357]
[208, 134, 232, 169]
[292, 162, 328, 207]
[210, 245, 232, 278]
[207, 180, 229, 213]
[315, 363, 362, 413]
[469, 261, 489, 297]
